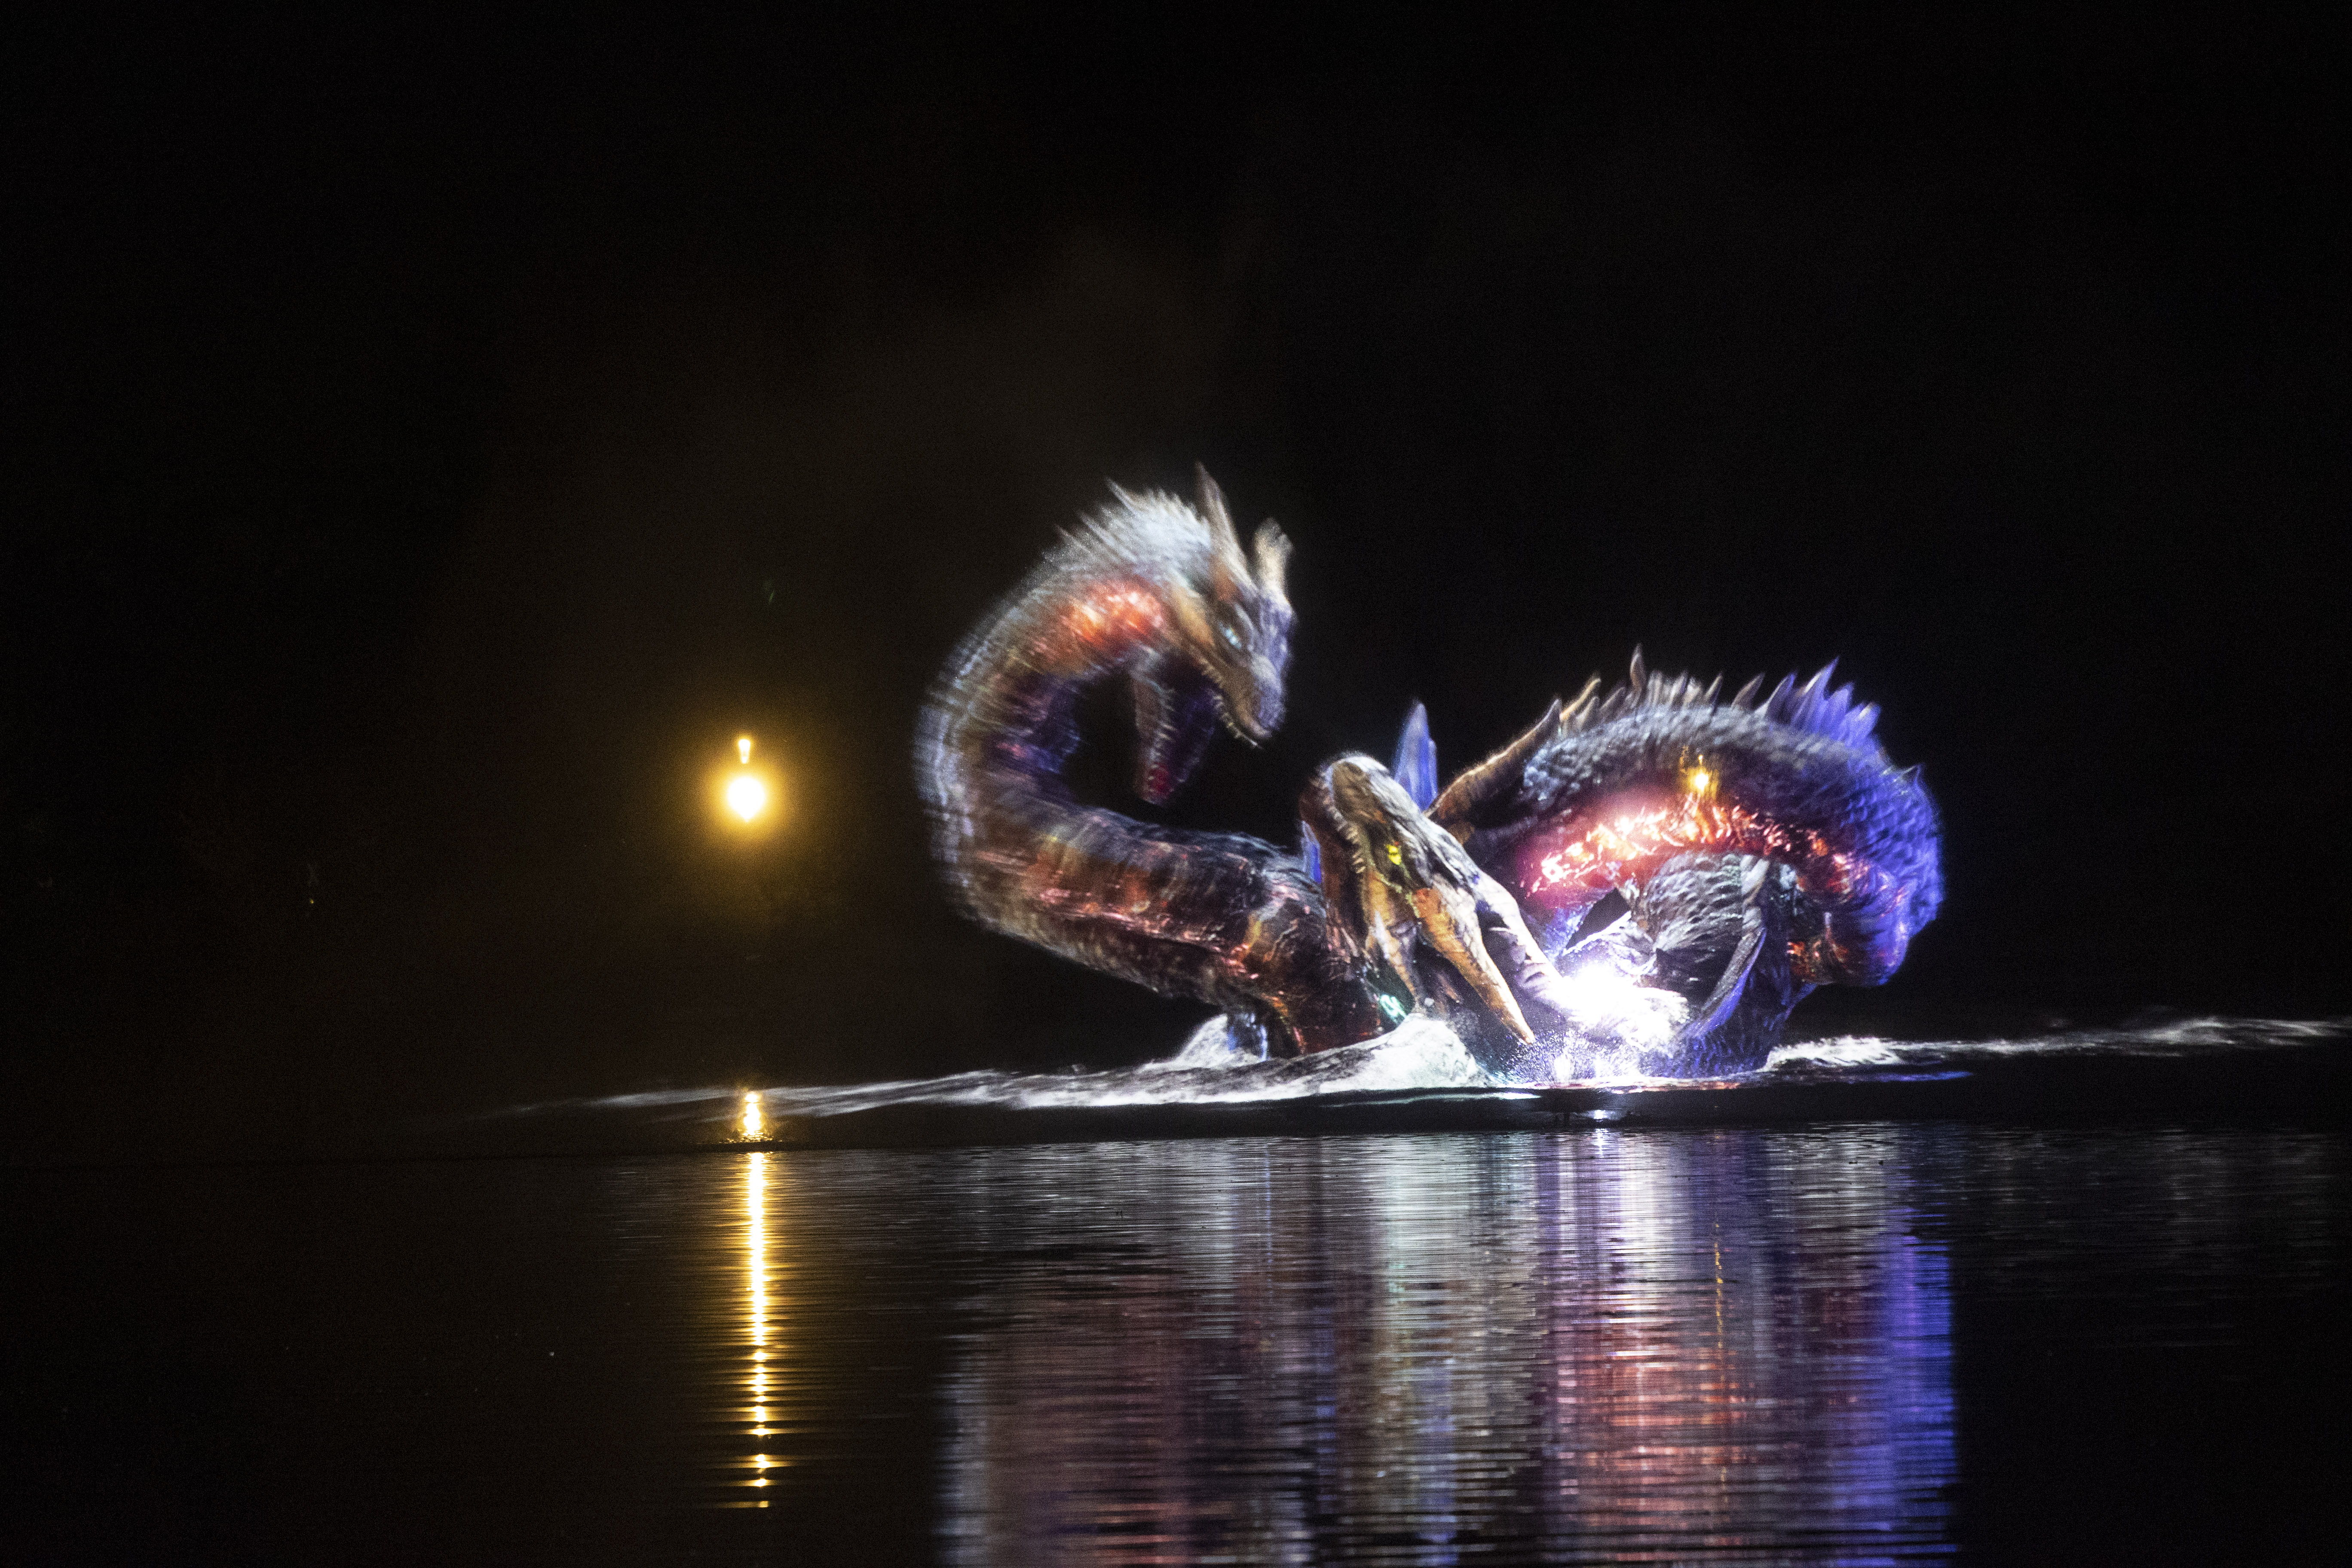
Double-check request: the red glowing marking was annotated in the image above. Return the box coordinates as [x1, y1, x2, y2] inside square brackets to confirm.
[1063, 583, 1165, 656]
[1522, 785, 1877, 913]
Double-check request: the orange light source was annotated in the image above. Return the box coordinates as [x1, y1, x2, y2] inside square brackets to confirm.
[726, 774, 769, 823]
[712, 733, 783, 834]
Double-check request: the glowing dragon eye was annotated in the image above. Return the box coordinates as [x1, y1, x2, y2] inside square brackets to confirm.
[1385, 842, 1404, 866]
[1219, 621, 1246, 651]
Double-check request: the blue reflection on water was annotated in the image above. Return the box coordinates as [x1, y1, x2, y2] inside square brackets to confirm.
[913, 1130, 1953, 1563]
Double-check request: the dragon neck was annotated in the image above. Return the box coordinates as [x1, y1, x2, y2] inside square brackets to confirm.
[917, 506, 1377, 1054]
[931, 562, 1177, 809]
[917, 550, 1278, 1011]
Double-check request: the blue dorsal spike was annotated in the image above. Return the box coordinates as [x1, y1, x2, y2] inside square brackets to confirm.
[1299, 820, 1323, 884]
[1392, 702, 1439, 812]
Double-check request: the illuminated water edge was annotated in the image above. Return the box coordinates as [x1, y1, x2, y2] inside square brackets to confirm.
[488, 1015, 2349, 1144]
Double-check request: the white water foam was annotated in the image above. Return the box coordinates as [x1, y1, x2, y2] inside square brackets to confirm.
[1768, 1015, 2348, 1072]
[508, 1014, 2345, 1126]
[760, 1014, 1489, 1118]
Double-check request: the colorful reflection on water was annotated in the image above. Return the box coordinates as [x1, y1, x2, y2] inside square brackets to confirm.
[723, 1130, 1956, 1560]
[10, 1121, 2341, 1562]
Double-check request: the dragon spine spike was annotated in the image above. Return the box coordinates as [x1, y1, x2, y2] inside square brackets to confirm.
[1780, 664, 1847, 738]
[1392, 701, 1440, 812]
[1192, 463, 1243, 563]
[1559, 675, 1601, 732]
[1825, 683, 1854, 727]
[1570, 654, 1898, 746]
[1628, 646, 1647, 693]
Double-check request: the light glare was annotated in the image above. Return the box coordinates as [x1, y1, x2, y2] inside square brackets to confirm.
[726, 774, 769, 822]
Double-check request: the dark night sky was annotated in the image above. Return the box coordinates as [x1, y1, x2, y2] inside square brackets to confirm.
[5, 11, 2346, 1156]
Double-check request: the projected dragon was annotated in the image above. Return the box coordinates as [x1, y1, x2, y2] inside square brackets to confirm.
[917, 471, 1941, 1078]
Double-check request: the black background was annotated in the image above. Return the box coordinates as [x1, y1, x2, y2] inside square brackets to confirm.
[6, 9, 2346, 1158]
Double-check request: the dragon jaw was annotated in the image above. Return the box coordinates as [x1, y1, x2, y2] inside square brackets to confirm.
[1021, 470, 1295, 808]
[1120, 468, 1295, 802]
[1302, 754, 1544, 1046]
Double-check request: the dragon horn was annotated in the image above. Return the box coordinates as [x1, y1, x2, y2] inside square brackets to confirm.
[1252, 519, 1291, 601]
[1193, 463, 1246, 569]
[1430, 696, 1562, 835]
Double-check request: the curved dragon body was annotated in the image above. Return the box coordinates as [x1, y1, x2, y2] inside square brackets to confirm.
[918, 476, 1387, 1055]
[920, 473, 1942, 1077]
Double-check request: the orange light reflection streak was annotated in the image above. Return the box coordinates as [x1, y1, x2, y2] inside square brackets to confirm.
[741, 1151, 784, 1505]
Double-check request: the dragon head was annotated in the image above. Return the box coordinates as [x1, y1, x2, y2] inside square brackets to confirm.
[1302, 754, 1544, 1046]
[1161, 466, 1294, 744]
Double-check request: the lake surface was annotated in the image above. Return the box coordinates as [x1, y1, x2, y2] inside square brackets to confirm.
[9, 1024, 2348, 1564]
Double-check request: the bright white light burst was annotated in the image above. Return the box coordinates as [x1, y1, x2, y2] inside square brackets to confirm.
[726, 774, 769, 822]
